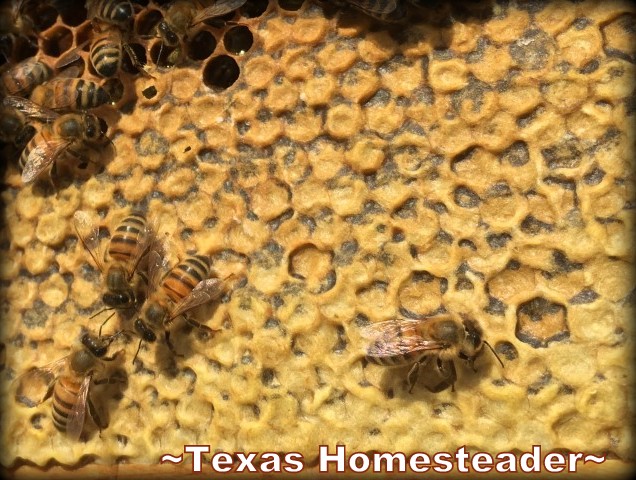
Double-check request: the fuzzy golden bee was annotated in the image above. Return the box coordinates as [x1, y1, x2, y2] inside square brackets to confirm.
[3, 96, 112, 184]
[14, 332, 125, 441]
[133, 251, 228, 360]
[156, 0, 246, 49]
[361, 314, 503, 392]
[0, 57, 51, 97]
[74, 211, 154, 331]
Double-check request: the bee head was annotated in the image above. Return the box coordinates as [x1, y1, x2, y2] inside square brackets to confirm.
[157, 21, 179, 46]
[458, 319, 484, 369]
[134, 318, 157, 342]
[81, 333, 109, 358]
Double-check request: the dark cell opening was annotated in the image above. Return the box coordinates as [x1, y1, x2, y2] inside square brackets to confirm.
[187, 30, 217, 61]
[241, 0, 269, 18]
[142, 85, 157, 99]
[223, 26, 253, 55]
[42, 26, 73, 58]
[33, 5, 60, 30]
[279, 0, 304, 11]
[97, 117, 109, 135]
[132, 0, 150, 6]
[149, 41, 179, 68]
[102, 78, 124, 104]
[203, 55, 240, 90]
[57, 2, 86, 27]
[135, 9, 163, 36]
[122, 43, 148, 74]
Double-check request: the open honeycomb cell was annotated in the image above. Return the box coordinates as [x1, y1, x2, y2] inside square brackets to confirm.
[0, 0, 635, 477]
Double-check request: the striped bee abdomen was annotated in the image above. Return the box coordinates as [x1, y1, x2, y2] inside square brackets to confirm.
[51, 376, 82, 433]
[90, 36, 122, 78]
[162, 255, 211, 303]
[108, 214, 146, 262]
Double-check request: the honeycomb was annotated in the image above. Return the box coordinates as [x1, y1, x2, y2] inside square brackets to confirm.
[1, 0, 634, 476]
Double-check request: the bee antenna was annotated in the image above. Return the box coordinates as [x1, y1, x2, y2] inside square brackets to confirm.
[132, 339, 143, 365]
[484, 341, 504, 368]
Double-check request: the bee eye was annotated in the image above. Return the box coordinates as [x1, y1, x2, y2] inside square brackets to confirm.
[86, 124, 96, 137]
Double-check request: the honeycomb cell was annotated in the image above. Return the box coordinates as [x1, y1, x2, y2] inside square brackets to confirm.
[121, 43, 148, 74]
[223, 26, 253, 56]
[602, 13, 636, 61]
[509, 29, 556, 71]
[241, 0, 269, 18]
[516, 297, 569, 348]
[149, 41, 180, 68]
[288, 244, 334, 292]
[57, 2, 86, 27]
[398, 271, 445, 319]
[135, 8, 163, 36]
[33, 4, 60, 31]
[279, 0, 304, 11]
[41, 26, 73, 58]
[188, 30, 216, 60]
[203, 55, 240, 90]
[325, 103, 364, 140]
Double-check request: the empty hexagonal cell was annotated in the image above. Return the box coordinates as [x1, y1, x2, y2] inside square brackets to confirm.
[56, 1, 87, 27]
[32, 4, 59, 31]
[241, 0, 269, 17]
[149, 41, 180, 68]
[516, 297, 569, 348]
[135, 8, 163, 36]
[188, 29, 217, 61]
[223, 26, 253, 56]
[398, 271, 446, 319]
[279, 0, 305, 11]
[102, 78, 125, 104]
[203, 55, 240, 90]
[121, 43, 148, 74]
[288, 243, 335, 293]
[41, 26, 73, 58]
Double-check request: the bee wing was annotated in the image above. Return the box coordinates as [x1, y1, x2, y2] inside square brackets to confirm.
[346, 0, 398, 14]
[14, 357, 68, 407]
[190, 0, 247, 25]
[147, 249, 170, 291]
[361, 319, 445, 358]
[55, 40, 90, 69]
[21, 138, 71, 184]
[123, 216, 155, 279]
[2, 95, 58, 122]
[167, 278, 225, 324]
[66, 374, 91, 441]
[73, 210, 105, 272]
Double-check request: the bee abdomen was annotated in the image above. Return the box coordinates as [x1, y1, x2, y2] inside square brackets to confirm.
[51, 377, 81, 432]
[162, 255, 211, 303]
[108, 214, 146, 262]
[91, 38, 122, 78]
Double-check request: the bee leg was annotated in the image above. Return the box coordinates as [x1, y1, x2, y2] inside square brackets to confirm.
[87, 396, 107, 434]
[437, 358, 457, 392]
[132, 338, 144, 365]
[94, 310, 117, 337]
[123, 43, 155, 79]
[164, 330, 184, 358]
[183, 316, 221, 336]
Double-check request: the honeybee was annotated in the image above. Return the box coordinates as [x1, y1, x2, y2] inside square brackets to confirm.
[91, 28, 152, 77]
[74, 211, 154, 332]
[133, 251, 227, 361]
[361, 314, 503, 392]
[87, 0, 135, 30]
[156, 0, 246, 48]
[14, 331, 125, 441]
[29, 78, 111, 111]
[333, 0, 407, 22]
[0, 0, 37, 40]
[0, 57, 51, 97]
[0, 105, 35, 153]
[3, 96, 112, 184]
